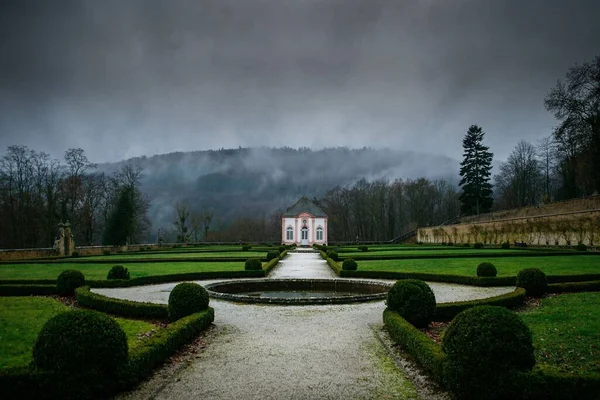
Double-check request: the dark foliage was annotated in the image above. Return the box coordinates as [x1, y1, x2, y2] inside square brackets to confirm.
[341, 258, 358, 271]
[107, 265, 130, 280]
[56, 269, 85, 296]
[245, 258, 262, 271]
[477, 262, 497, 277]
[386, 279, 436, 328]
[516, 268, 548, 297]
[168, 282, 210, 321]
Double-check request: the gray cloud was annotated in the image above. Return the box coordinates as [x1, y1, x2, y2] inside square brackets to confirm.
[1, 0, 599, 163]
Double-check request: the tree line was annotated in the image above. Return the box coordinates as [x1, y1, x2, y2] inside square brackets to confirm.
[0, 146, 150, 249]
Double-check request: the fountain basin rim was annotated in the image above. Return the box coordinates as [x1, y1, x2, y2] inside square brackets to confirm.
[205, 278, 393, 305]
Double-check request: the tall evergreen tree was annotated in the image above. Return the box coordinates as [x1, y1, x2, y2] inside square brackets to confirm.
[102, 186, 135, 245]
[459, 125, 494, 215]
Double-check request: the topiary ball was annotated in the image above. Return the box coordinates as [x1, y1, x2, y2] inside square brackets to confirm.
[278, 245, 286, 254]
[359, 246, 368, 252]
[474, 242, 484, 249]
[442, 306, 535, 400]
[477, 262, 497, 277]
[516, 268, 548, 297]
[168, 282, 210, 321]
[501, 242, 510, 249]
[107, 265, 130, 280]
[33, 310, 128, 373]
[342, 259, 358, 271]
[463, 243, 471, 248]
[242, 245, 251, 251]
[245, 258, 262, 270]
[266, 250, 279, 262]
[56, 270, 85, 296]
[386, 279, 436, 328]
[326, 251, 339, 261]
[574, 243, 587, 251]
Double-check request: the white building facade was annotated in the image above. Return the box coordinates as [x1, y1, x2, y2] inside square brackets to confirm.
[281, 197, 328, 246]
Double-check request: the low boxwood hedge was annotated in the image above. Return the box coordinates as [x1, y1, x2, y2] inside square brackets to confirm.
[0, 309, 215, 399]
[320, 250, 342, 274]
[0, 284, 58, 296]
[434, 288, 526, 321]
[339, 270, 516, 287]
[547, 280, 600, 293]
[75, 286, 168, 319]
[337, 250, 585, 262]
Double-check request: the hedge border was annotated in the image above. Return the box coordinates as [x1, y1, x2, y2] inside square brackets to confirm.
[320, 250, 342, 275]
[0, 309, 214, 399]
[0, 284, 57, 296]
[337, 250, 594, 261]
[263, 250, 287, 275]
[75, 286, 169, 319]
[434, 288, 526, 321]
[547, 280, 600, 293]
[383, 308, 600, 399]
[0, 257, 266, 265]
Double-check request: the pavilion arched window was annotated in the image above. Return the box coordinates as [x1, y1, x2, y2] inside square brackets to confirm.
[316, 226, 323, 241]
[286, 226, 294, 241]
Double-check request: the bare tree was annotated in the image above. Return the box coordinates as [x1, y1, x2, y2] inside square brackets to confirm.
[173, 202, 190, 243]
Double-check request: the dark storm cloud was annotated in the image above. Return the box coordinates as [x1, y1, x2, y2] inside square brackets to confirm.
[0, 0, 599, 163]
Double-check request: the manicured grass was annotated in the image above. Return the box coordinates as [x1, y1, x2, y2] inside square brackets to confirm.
[340, 248, 532, 257]
[0, 261, 244, 280]
[0, 297, 155, 369]
[520, 292, 600, 375]
[84, 251, 266, 260]
[358, 255, 600, 277]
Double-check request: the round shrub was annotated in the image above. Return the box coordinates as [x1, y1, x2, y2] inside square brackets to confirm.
[359, 246, 368, 252]
[56, 269, 85, 296]
[245, 258, 262, 271]
[574, 243, 587, 251]
[501, 242, 510, 249]
[241, 245, 251, 251]
[33, 310, 128, 373]
[516, 268, 548, 297]
[476, 262, 497, 277]
[447, 242, 454, 246]
[326, 251, 339, 261]
[386, 279, 436, 328]
[278, 245, 286, 253]
[168, 282, 210, 321]
[107, 265, 130, 280]
[266, 250, 279, 262]
[474, 242, 484, 249]
[71, 251, 80, 257]
[442, 306, 535, 400]
[342, 259, 358, 271]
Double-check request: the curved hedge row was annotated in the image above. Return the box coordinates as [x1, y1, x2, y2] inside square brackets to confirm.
[75, 286, 169, 319]
[434, 288, 526, 321]
[338, 250, 590, 262]
[0, 309, 215, 399]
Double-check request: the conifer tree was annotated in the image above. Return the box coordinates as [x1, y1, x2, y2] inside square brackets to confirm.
[459, 125, 494, 215]
[103, 186, 135, 245]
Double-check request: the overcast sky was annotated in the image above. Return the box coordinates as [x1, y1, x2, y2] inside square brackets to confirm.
[1, 0, 599, 164]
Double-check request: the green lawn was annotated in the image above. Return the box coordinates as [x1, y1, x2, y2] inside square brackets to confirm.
[84, 250, 266, 260]
[340, 248, 533, 257]
[358, 256, 600, 277]
[0, 261, 245, 280]
[0, 297, 155, 369]
[520, 292, 600, 375]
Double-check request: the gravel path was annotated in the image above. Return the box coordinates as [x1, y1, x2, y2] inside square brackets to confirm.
[107, 252, 513, 399]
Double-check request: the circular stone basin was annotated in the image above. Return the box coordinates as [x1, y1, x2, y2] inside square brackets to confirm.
[205, 279, 392, 305]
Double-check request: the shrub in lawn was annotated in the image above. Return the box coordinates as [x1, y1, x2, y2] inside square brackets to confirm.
[574, 243, 587, 251]
[56, 269, 85, 296]
[242, 245, 251, 251]
[447, 242, 454, 246]
[442, 306, 534, 400]
[102, 249, 111, 255]
[245, 258, 262, 271]
[168, 282, 210, 321]
[516, 268, 548, 297]
[321, 244, 328, 251]
[33, 309, 128, 374]
[278, 245, 286, 253]
[326, 251, 339, 261]
[386, 279, 436, 328]
[474, 242, 484, 249]
[71, 251, 80, 257]
[501, 242, 510, 249]
[266, 250, 279, 261]
[342, 259, 358, 271]
[359, 246, 368, 252]
[107, 265, 130, 280]
[476, 262, 497, 277]
[463, 243, 470, 247]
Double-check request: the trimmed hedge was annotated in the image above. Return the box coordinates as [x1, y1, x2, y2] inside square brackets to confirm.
[387, 280, 436, 328]
[326, 250, 339, 261]
[338, 269, 516, 287]
[245, 258, 262, 271]
[266, 250, 279, 262]
[434, 288, 526, 321]
[0, 284, 58, 296]
[168, 282, 210, 321]
[0, 309, 214, 399]
[320, 250, 342, 274]
[56, 270, 85, 296]
[33, 310, 129, 374]
[341, 259, 358, 271]
[75, 286, 168, 319]
[263, 251, 286, 275]
[547, 280, 600, 293]
[336, 250, 585, 261]
[517, 268, 548, 297]
[383, 309, 445, 383]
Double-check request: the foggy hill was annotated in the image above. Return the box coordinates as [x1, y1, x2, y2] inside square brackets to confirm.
[99, 147, 459, 227]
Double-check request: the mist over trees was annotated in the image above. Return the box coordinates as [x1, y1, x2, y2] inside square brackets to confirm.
[0, 146, 150, 249]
